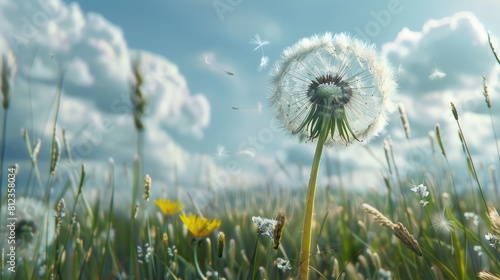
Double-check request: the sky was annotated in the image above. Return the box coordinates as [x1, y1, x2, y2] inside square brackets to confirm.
[1, 0, 500, 205]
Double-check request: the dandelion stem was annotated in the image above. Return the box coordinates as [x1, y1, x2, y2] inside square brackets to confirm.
[194, 241, 207, 280]
[299, 121, 329, 280]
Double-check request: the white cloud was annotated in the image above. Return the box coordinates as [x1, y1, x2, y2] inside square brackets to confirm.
[0, 0, 213, 195]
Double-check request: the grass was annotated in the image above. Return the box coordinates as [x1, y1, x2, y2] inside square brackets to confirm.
[1, 34, 500, 280]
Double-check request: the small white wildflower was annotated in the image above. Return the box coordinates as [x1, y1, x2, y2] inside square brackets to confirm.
[276, 257, 292, 272]
[474, 245, 483, 256]
[410, 184, 429, 207]
[485, 233, 499, 248]
[252, 216, 277, 239]
[410, 184, 429, 197]
[464, 212, 479, 226]
[378, 268, 392, 280]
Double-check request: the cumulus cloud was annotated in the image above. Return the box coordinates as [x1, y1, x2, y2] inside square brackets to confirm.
[380, 11, 500, 176]
[0, 0, 213, 195]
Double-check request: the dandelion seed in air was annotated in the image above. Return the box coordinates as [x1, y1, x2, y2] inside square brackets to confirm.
[214, 145, 229, 160]
[232, 101, 263, 113]
[429, 64, 446, 80]
[250, 34, 270, 72]
[200, 53, 234, 76]
[250, 34, 270, 52]
[258, 56, 269, 72]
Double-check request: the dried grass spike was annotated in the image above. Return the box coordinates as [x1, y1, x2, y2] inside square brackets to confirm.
[273, 211, 286, 250]
[398, 103, 411, 139]
[487, 207, 500, 235]
[478, 271, 500, 280]
[362, 203, 395, 228]
[392, 222, 422, 256]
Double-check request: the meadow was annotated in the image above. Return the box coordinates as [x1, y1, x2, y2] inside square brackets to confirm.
[1, 33, 500, 280]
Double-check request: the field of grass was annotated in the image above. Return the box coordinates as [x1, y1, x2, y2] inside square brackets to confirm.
[1, 33, 500, 280]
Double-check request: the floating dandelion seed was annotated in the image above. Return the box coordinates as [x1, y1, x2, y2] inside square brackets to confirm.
[250, 34, 270, 52]
[214, 145, 229, 160]
[250, 34, 270, 72]
[258, 56, 269, 72]
[232, 101, 263, 112]
[429, 64, 446, 80]
[270, 32, 396, 144]
[200, 53, 234, 76]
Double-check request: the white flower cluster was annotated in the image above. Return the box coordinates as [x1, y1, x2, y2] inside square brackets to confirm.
[410, 184, 429, 207]
[252, 216, 277, 239]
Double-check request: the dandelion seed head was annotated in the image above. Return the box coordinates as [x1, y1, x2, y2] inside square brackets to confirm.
[432, 212, 454, 235]
[270, 32, 396, 145]
[252, 216, 277, 239]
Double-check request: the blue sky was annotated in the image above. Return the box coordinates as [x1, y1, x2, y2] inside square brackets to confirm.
[1, 0, 500, 203]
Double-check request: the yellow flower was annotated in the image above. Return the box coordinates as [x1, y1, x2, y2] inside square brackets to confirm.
[179, 213, 221, 238]
[154, 199, 184, 216]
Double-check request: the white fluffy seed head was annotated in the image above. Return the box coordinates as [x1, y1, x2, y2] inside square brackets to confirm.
[269, 32, 397, 145]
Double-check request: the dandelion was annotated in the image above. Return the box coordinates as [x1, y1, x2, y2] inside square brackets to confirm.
[270, 32, 396, 145]
[432, 212, 454, 235]
[0, 197, 55, 260]
[155, 199, 184, 216]
[276, 258, 292, 272]
[180, 213, 221, 279]
[180, 213, 221, 239]
[270, 32, 396, 279]
[410, 183, 429, 207]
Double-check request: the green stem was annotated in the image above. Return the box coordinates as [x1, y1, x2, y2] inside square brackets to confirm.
[194, 240, 206, 280]
[298, 122, 328, 280]
[248, 235, 260, 280]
